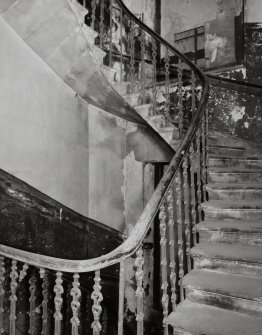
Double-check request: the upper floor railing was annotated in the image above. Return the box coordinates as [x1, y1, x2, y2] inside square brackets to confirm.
[0, 0, 210, 334]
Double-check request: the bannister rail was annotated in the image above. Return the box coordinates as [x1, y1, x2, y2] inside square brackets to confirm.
[0, 0, 210, 334]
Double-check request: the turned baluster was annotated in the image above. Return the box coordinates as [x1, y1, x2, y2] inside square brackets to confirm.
[109, 0, 113, 68]
[196, 129, 202, 224]
[19, 263, 28, 282]
[189, 143, 197, 245]
[29, 272, 37, 335]
[117, 261, 125, 335]
[99, 0, 105, 48]
[175, 174, 184, 302]
[183, 158, 192, 272]
[9, 260, 18, 335]
[178, 59, 184, 138]
[0, 257, 5, 334]
[152, 38, 157, 115]
[164, 47, 170, 126]
[134, 248, 144, 335]
[167, 188, 177, 312]
[191, 70, 196, 116]
[91, 0, 98, 30]
[40, 268, 49, 335]
[205, 108, 209, 185]
[91, 270, 103, 335]
[129, 21, 136, 93]
[54, 272, 64, 335]
[71, 274, 81, 335]
[120, 8, 123, 83]
[159, 202, 169, 335]
[139, 29, 146, 104]
[201, 116, 207, 203]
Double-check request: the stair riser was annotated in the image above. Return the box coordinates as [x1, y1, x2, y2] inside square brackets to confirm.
[209, 158, 262, 169]
[207, 188, 262, 201]
[185, 288, 262, 317]
[208, 172, 262, 183]
[209, 147, 244, 157]
[199, 231, 262, 246]
[204, 209, 262, 221]
[193, 256, 262, 277]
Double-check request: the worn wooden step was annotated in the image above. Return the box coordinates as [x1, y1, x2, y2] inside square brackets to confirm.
[202, 200, 262, 220]
[209, 157, 262, 169]
[146, 115, 165, 130]
[134, 104, 152, 118]
[197, 220, 262, 245]
[168, 301, 262, 335]
[209, 145, 245, 157]
[184, 269, 262, 316]
[123, 92, 141, 107]
[192, 243, 262, 277]
[208, 168, 262, 183]
[207, 183, 262, 200]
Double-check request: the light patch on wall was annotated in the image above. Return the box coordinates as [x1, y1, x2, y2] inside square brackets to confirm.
[231, 106, 245, 122]
[206, 33, 228, 63]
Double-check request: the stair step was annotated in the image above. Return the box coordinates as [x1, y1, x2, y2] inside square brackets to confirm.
[134, 104, 151, 118]
[202, 200, 262, 220]
[101, 65, 116, 83]
[209, 157, 262, 169]
[209, 145, 245, 157]
[197, 220, 262, 245]
[207, 183, 262, 200]
[112, 81, 130, 96]
[145, 115, 165, 130]
[123, 93, 140, 107]
[192, 243, 262, 277]
[184, 270, 262, 316]
[168, 301, 262, 335]
[209, 168, 262, 183]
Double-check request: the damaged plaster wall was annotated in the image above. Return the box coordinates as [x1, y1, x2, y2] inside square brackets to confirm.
[209, 67, 262, 144]
[161, 0, 242, 68]
[123, 0, 156, 29]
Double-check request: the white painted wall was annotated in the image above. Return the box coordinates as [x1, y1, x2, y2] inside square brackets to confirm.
[0, 17, 126, 231]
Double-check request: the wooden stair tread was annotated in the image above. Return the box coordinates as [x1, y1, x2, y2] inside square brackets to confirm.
[209, 167, 262, 173]
[197, 220, 262, 233]
[207, 183, 262, 190]
[184, 269, 262, 301]
[202, 200, 262, 209]
[191, 243, 262, 264]
[168, 301, 262, 335]
[209, 144, 244, 150]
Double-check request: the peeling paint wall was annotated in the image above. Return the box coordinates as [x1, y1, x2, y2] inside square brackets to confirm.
[123, 0, 156, 30]
[209, 68, 262, 144]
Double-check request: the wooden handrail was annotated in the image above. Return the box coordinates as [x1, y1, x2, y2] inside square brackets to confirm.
[0, 0, 209, 273]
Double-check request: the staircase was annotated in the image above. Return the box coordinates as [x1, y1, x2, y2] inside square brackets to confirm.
[0, 0, 262, 334]
[168, 134, 262, 334]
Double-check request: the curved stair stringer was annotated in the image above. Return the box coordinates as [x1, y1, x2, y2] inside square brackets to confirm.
[0, 0, 148, 126]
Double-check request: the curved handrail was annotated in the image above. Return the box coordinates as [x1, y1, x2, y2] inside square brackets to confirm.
[0, 0, 209, 273]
